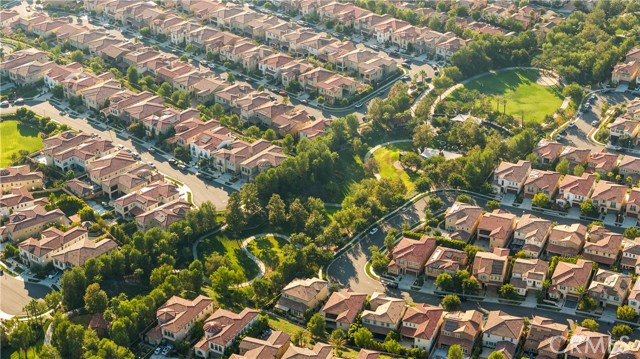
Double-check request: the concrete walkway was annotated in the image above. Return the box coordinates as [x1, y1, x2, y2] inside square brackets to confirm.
[234, 233, 289, 288]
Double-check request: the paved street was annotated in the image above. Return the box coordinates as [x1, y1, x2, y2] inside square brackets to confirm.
[0, 274, 51, 317]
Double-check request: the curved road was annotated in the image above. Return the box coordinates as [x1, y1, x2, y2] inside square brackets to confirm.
[0, 274, 51, 317]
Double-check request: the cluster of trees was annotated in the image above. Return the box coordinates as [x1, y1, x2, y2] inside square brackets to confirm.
[435, 270, 481, 295]
[11, 107, 65, 136]
[366, 82, 413, 127]
[347, 324, 426, 358]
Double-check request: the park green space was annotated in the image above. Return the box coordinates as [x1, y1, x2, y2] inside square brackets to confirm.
[0, 121, 43, 167]
[371, 142, 418, 195]
[197, 234, 259, 281]
[450, 69, 564, 125]
[246, 235, 288, 271]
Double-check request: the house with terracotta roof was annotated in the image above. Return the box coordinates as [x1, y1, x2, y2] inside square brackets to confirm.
[472, 247, 510, 288]
[608, 118, 640, 146]
[591, 180, 628, 214]
[628, 280, 640, 314]
[7, 60, 55, 86]
[0, 187, 40, 218]
[546, 223, 587, 257]
[0, 165, 44, 192]
[621, 238, 640, 272]
[491, 160, 532, 194]
[583, 226, 623, 266]
[514, 214, 551, 258]
[320, 289, 367, 331]
[612, 61, 640, 84]
[510, 258, 548, 296]
[610, 339, 640, 359]
[50, 235, 118, 270]
[587, 151, 619, 176]
[259, 53, 295, 79]
[388, 236, 436, 276]
[436, 310, 483, 355]
[356, 349, 380, 359]
[559, 146, 591, 169]
[19, 226, 87, 266]
[276, 278, 329, 319]
[0, 205, 69, 242]
[113, 181, 180, 218]
[435, 36, 467, 61]
[523, 170, 561, 199]
[556, 173, 597, 207]
[148, 295, 214, 345]
[43, 62, 83, 89]
[444, 202, 483, 242]
[549, 259, 594, 300]
[135, 199, 191, 231]
[523, 316, 568, 358]
[361, 292, 406, 335]
[424, 246, 468, 279]
[190, 126, 235, 161]
[400, 304, 443, 352]
[564, 326, 610, 359]
[619, 155, 640, 180]
[230, 331, 291, 359]
[51, 138, 118, 173]
[299, 118, 331, 140]
[86, 151, 140, 189]
[0, 49, 48, 76]
[280, 343, 333, 359]
[482, 310, 524, 352]
[626, 188, 640, 219]
[194, 308, 260, 358]
[477, 210, 517, 250]
[587, 269, 631, 308]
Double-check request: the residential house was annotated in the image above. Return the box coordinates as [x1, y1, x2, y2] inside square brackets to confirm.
[607, 118, 640, 146]
[627, 188, 640, 221]
[148, 295, 214, 344]
[230, 331, 291, 359]
[491, 160, 532, 194]
[113, 181, 180, 218]
[612, 61, 640, 84]
[482, 311, 524, 350]
[214, 83, 254, 108]
[583, 226, 623, 266]
[275, 278, 329, 319]
[50, 138, 117, 173]
[0, 49, 48, 76]
[361, 292, 406, 335]
[49, 236, 118, 270]
[477, 210, 517, 250]
[19, 226, 87, 266]
[564, 327, 609, 359]
[444, 202, 483, 242]
[280, 343, 333, 359]
[86, 151, 140, 189]
[559, 146, 591, 169]
[590, 180, 628, 214]
[193, 308, 260, 358]
[523, 316, 568, 358]
[270, 109, 312, 137]
[523, 170, 561, 199]
[43, 62, 83, 89]
[556, 174, 597, 207]
[546, 223, 587, 257]
[0, 205, 68, 242]
[435, 36, 466, 61]
[436, 310, 483, 355]
[472, 247, 510, 288]
[171, 118, 223, 149]
[610, 340, 640, 359]
[510, 258, 548, 296]
[619, 155, 640, 180]
[190, 127, 235, 161]
[621, 238, 640, 272]
[387, 236, 436, 276]
[549, 259, 594, 300]
[587, 151, 619, 176]
[514, 214, 551, 258]
[0, 165, 43, 192]
[587, 269, 631, 307]
[7, 60, 55, 86]
[135, 199, 191, 231]
[79, 79, 122, 110]
[142, 108, 201, 137]
[299, 118, 331, 140]
[628, 280, 640, 314]
[400, 304, 444, 352]
[0, 187, 40, 218]
[424, 246, 468, 279]
[320, 289, 367, 331]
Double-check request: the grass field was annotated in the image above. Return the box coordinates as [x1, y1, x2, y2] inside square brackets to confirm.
[1, 339, 43, 359]
[247, 235, 288, 271]
[0, 121, 43, 167]
[451, 69, 564, 124]
[198, 234, 259, 281]
[372, 142, 418, 195]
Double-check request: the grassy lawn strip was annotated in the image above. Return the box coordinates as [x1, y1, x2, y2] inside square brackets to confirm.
[372, 142, 418, 195]
[267, 314, 305, 336]
[246, 235, 288, 271]
[0, 121, 43, 167]
[1, 339, 43, 359]
[451, 69, 563, 125]
[198, 234, 259, 281]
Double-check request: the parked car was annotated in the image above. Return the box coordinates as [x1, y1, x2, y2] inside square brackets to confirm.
[14, 98, 24, 105]
[591, 120, 599, 126]
[177, 164, 187, 171]
[355, 103, 363, 108]
[300, 99, 308, 104]
[556, 135, 562, 141]
[0, 101, 9, 108]
[369, 227, 379, 235]
[161, 346, 170, 355]
[278, 90, 287, 96]
[568, 122, 575, 128]
[401, 75, 410, 81]
[154, 347, 162, 355]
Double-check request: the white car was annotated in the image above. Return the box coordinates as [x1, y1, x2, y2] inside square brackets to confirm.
[568, 122, 575, 128]
[369, 227, 379, 235]
[591, 120, 599, 126]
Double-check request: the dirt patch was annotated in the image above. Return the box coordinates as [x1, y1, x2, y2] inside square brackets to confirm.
[537, 75, 559, 87]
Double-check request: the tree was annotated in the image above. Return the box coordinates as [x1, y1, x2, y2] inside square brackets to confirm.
[84, 283, 108, 314]
[70, 50, 85, 63]
[329, 329, 346, 355]
[563, 83, 585, 105]
[38, 344, 62, 359]
[617, 305, 638, 321]
[413, 123, 433, 149]
[180, 54, 188, 62]
[225, 192, 246, 236]
[3, 243, 18, 258]
[9, 321, 35, 359]
[267, 194, 287, 228]
[288, 199, 309, 231]
[488, 353, 505, 359]
[263, 129, 277, 141]
[580, 199, 598, 217]
[210, 266, 243, 295]
[400, 152, 422, 169]
[581, 319, 599, 331]
[447, 344, 464, 359]
[52, 84, 64, 98]
[428, 197, 444, 211]
[384, 229, 398, 253]
[486, 200, 500, 211]
[292, 329, 310, 347]
[353, 327, 373, 348]
[158, 82, 173, 97]
[612, 324, 633, 338]
[307, 313, 326, 338]
[441, 294, 461, 311]
[435, 273, 454, 292]
[498, 284, 520, 300]
[573, 164, 585, 176]
[61, 266, 87, 310]
[556, 158, 570, 175]
[226, 72, 235, 83]
[139, 26, 151, 37]
[127, 122, 145, 138]
[127, 66, 138, 85]
[532, 193, 549, 208]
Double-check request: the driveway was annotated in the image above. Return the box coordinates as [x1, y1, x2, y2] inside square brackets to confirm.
[0, 274, 51, 317]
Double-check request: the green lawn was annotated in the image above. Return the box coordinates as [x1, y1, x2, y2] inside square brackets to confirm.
[451, 69, 564, 124]
[372, 142, 419, 195]
[267, 314, 305, 335]
[246, 235, 288, 271]
[334, 151, 365, 198]
[198, 234, 259, 281]
[1, 339, 43, 359]
[0, 121, 43, 167]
